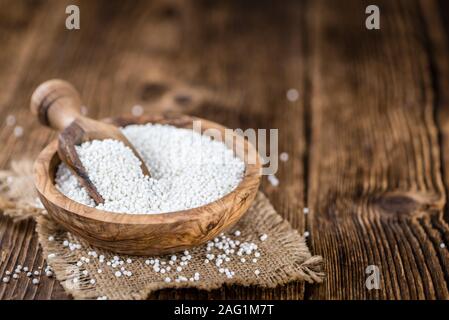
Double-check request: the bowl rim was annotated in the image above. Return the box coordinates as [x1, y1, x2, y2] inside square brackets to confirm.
[34, 113, 262, 225]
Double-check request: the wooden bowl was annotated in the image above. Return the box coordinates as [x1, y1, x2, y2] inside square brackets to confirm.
[34, 113, 261, 255]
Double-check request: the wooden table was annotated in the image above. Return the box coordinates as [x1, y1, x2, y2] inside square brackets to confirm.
[1, 0, 449, 300]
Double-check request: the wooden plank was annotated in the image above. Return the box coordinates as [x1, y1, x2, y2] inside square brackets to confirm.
[306, 0, 449, 299]
[420, 0, 449, 289]
[0, 0, 308, 299]
[0, 0, 72, 300]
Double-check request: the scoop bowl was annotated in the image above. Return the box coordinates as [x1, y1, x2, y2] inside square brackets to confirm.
[33, 113, 261, 255]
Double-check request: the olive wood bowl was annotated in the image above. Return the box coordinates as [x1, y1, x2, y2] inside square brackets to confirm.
[34, 113, 261, 255]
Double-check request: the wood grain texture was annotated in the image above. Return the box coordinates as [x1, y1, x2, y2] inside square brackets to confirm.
[1, 0, 449, 299]
[306, 0, 449, 299]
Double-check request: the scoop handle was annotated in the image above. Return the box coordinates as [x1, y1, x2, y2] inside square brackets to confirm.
[30, 79, 83, 132]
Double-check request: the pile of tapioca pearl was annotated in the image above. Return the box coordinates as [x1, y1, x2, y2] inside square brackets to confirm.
[55, 123, 245, 214]
[21, 230, 268, 300]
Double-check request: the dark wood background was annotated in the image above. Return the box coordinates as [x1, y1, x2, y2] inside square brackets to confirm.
[1, 0, 449, 300]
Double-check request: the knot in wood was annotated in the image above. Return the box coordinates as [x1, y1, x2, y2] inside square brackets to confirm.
[374, 191, 443, 217]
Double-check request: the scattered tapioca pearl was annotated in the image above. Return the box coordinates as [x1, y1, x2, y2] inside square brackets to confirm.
[32, 278, 39, 285]
[268, 175, 279, 187]
[33, 271, 40, 276]
[5, 115, 16, 126]
[23, 267, 28, 272]
[303, 207, 309, 214]
[90, 279, 96, 285]
[97, 296, 108, 300]
[26, 272, 32, 277]
[2, 277, 10, 283]
[131, 105, 144, 116]
[304, 231, 310, 238]
[13, 126, 23, 137]
[12, 274, 19, 279]
[441, 243, 446, 249]
[48, 236, 55, 241]
[5, 271, 11, 276]
[22, 229, 268, 285]
[254, 269, 260, 276]
[286, 88, 299, 102]
[164, 277, 171, 283]
[279, 152, 289, 162]
[48, 253, 56, 259]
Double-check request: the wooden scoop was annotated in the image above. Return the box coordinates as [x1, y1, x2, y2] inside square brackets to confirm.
[30, 79, 151, 205]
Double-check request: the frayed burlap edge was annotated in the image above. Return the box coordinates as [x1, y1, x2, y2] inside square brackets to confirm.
[0, 159, 46, 222]
[2, 160, 324, 300]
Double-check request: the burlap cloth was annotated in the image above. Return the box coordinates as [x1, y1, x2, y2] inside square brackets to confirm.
[0, 160, 324, 300]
